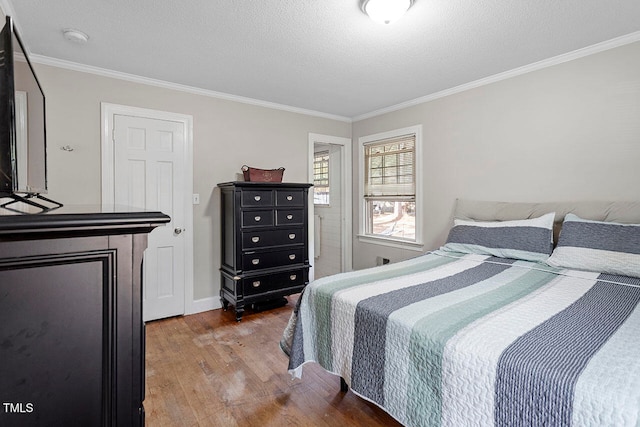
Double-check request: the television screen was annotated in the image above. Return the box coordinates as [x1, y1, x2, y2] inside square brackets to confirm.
[0, 16, 47, 196]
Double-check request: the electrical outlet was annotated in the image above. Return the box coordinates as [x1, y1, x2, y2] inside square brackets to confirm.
[192, 194, 200, 205]
[376, 256, 390, 266]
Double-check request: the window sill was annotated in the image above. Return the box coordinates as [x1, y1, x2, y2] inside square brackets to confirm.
[357, 234, 424, 251]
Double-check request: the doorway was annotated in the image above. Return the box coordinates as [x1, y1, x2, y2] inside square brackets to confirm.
[101, 103, 194, 321]
[308, 133, 352, 280]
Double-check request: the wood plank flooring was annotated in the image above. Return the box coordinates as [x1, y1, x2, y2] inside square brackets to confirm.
[144, 296, 402, 426]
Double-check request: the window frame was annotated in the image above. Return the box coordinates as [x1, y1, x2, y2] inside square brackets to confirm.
[313, 150, 330, 206]
[358, 125, 423, 251]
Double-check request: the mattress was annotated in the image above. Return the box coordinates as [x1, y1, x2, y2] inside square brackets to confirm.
[287, 250, 640, 427]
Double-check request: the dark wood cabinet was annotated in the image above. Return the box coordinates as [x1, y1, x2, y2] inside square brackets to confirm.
[218, 182, 312, 321]
[0, 206, 170, 427]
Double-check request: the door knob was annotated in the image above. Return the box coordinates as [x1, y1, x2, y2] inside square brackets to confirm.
[174, 227, 183, 234]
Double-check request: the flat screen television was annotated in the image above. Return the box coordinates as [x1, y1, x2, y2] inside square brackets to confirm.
[0, 16, 60, 210]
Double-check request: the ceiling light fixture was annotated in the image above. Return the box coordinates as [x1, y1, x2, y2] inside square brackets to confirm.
[361, 0, 414, 25]
[62, 28, 89, 44]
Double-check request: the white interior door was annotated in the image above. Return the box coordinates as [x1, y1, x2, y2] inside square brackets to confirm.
[113, 114, 186, 321]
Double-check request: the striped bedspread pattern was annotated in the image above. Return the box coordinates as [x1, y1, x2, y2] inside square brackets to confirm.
[288, 251, 640, 427]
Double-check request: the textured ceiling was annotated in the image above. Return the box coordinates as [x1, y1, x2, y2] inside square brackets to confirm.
[4, 0, 640, 119]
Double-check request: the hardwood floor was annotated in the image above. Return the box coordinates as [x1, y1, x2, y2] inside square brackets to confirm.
[144, 296, 402, 426]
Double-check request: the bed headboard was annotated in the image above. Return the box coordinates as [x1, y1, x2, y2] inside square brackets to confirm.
[453, 199, 640, 243]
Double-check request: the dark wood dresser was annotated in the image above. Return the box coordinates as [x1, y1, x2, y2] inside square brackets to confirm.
[0, 205, 170, 427]
[218, 182, 312, 321]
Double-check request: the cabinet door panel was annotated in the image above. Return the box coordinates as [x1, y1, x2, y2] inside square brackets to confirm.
[0, 252, 116, 427]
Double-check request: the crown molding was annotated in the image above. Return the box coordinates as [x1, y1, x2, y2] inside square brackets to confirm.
[353, 31, 640, 122]
[29, 54, 352, 123]
[4, 0, 638, 125]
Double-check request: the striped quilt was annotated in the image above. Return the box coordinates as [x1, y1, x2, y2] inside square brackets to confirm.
[287, 250, 640, 427]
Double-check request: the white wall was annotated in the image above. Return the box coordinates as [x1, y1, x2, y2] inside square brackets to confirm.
[352, 41, 640, 269]
[33, 64, 350, 306]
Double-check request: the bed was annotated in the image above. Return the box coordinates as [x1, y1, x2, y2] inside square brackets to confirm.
[283, 200, 640, 427]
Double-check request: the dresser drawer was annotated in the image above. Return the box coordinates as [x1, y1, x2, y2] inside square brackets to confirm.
[241, 190, 273, 207]
[242, 210, 274, 228]
[276, 189, 305, 207]
[242, 228, 304, 249]
[243, 269, 306, 296]
[242, 247, 305, 271]
[276, 209, 304, 226]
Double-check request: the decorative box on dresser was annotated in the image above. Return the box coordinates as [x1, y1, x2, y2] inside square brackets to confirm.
[218, 181, 313, 321]
[0, 206, 170, 427]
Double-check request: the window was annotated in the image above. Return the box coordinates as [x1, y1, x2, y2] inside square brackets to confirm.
[360, 126, 422, 248]
[313, 151, 330, 205]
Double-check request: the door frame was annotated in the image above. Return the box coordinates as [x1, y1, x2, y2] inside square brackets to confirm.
[100, 102, 194, 315]
[308, 133, 353, 280]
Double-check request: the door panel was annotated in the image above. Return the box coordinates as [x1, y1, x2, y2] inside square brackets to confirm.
[114, 115, 185, 321]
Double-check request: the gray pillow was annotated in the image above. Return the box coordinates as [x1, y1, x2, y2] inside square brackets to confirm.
[442, 212, 555, 262]
[547, 214, 640, 278]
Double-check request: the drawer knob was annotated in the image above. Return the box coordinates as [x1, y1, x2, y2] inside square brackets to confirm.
[287, 195, 293, 201]
[254, 195, 261, 201]
[252, 280, 261, 288]
[254, 215, 261, 222]
[288, 233, 296, 239]
[252, 259, 260, 265]
[251, 236, 260, 243]
[289, 254, 296, 260]
[286, 214, 293, 220]
[290, 274, 297, 281]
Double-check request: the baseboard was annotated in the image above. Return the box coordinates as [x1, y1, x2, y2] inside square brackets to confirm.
[185, 296, 222, 315]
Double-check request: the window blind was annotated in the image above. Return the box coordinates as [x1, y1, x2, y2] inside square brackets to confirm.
[313, 151, 329, 187]
[364, 133, 415, 198]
